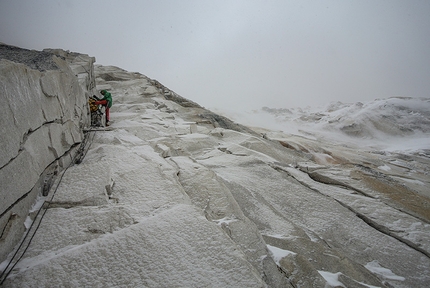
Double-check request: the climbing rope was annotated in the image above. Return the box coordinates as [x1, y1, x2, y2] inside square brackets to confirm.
[75, 128, 97, 164]
[0, 130, 96, 285]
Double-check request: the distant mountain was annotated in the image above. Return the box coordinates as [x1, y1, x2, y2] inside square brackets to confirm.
[263, 97, 430, 138]
[223, 97, 430, 154]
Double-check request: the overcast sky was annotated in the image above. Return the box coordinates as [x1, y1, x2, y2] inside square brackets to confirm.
[1, 0, 429, 111]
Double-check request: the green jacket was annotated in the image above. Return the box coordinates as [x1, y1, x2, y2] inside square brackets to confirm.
[101, 90, 113, 108]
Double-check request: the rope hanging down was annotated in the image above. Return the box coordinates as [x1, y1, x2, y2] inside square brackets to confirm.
[0, 130, 96, 285]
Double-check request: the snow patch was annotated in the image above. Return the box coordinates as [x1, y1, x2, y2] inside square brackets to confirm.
[358, 282, 382, 288]
[377, 165, 391, 171]
[266, 244, 296, 265]
[23, 216, 33, 229]
[318, 270, 382, 288]
[318, 271, 345, 287]
[263, 233, 290, 240]
[365, 260, 405, 281]
[213, 217, 238, 226]
[393, 177, 425, 186]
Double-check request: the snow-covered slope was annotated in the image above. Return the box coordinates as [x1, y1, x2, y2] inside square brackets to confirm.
[221, 97, 430, 154]
[1, 62, 429, 287]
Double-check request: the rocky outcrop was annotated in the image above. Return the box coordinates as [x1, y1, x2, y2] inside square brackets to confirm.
[0, 44, 95, 262]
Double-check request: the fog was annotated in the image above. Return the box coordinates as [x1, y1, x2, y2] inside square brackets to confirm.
[1, 0, 429, 111]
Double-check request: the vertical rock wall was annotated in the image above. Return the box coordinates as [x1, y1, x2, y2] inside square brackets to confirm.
[0, 45, 95, 262]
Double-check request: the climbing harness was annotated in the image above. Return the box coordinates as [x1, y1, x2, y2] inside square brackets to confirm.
[89, 96, 105, 127]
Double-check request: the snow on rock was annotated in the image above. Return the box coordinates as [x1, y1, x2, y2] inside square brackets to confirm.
[2, 53, 430, 287]
[365, 260, 406, 282]
[7, 205, 265, 287]
[267, 245, 296, 266]
[0, 44, 94, 263]
[317, 271, 345, 288]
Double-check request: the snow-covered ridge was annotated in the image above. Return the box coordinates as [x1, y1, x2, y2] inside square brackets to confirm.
[221, 97, 430, 153]
[264, 97, 430, 137]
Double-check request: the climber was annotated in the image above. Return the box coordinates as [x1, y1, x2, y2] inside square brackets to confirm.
[94, 90, 113, 126]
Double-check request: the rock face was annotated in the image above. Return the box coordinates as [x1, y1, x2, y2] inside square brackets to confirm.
[0, 44, 94, 263]
[1, 47, 429, 287]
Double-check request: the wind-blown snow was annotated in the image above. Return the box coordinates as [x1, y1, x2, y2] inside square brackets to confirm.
[221, 97, 430, 153]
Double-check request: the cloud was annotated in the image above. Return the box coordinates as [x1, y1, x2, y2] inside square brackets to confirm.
[1, 0, 429, 111]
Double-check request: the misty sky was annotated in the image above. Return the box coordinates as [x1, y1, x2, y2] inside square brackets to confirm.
[1, 0, 429, 111]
